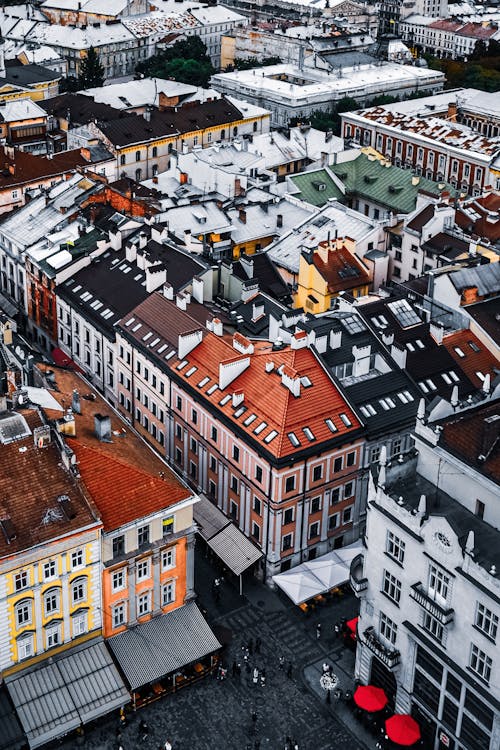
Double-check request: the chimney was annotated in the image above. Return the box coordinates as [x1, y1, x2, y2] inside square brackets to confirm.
[163, 282, 174, 300]
[447, 102, 457, 122]
[71, 389, 81, 415]
[146, 263, 167, 293]
[429, 322, 444, 345]
[125, 242, 137, 264]
[213, 318, 223, 336]
[352, 344, 371, 377]
[277, 213, 283, 229]
[281, 366, 301, 398]
[232, 390, 244, 407]
[233, 332, 254, 354]
[391, 342, 407, 369]
[251, 302, 265, 322]
[138, 232, 148, 250]
[479, 414, 500, 461]
[290, 330, 308, 350]
[381, 330, 394, 346]
[94, 413, 111, 442]
[56, 410, 76, 437]
[329, 329, 342, 350]
[265, 360, 274, 373]
[176, 293, 187, 310]
[238, 208, 247, 224]
[192, 276, 204, 303]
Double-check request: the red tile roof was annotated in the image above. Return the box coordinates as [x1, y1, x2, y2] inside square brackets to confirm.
[455, 193, 500, 243]
[312, 243, 371, 294]
[68, 442, 188, 531]
[442, 330, 500, 389]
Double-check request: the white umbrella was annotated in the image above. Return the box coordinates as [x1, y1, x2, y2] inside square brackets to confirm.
[272, 567, 324, 605]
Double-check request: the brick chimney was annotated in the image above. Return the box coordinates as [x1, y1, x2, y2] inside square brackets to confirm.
[479, 414, 500, 461]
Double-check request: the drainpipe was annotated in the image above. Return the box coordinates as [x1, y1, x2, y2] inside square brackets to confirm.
[263, 466, 273, 584]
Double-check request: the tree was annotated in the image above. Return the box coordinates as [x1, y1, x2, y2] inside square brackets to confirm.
[136, 35, 214, 87]
[60, 75, 80, 93]
[471, 40, 488, 61]
[79, 47, 105, 89]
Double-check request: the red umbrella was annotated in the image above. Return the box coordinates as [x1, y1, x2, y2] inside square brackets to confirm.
[346, 616, 358, 633]
[354, 685, 388, 712]
[385, 714, 421, 746]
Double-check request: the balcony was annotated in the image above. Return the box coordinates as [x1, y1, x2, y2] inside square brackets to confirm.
[363, 626, 400, 669]
[410, 583, 454, 625]
[350, 553, 368, 594]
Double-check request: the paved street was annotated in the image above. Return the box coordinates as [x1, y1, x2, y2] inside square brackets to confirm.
[58, 552, 372, 750]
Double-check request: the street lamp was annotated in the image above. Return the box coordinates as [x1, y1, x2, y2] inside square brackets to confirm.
[320, 671, 339, 704]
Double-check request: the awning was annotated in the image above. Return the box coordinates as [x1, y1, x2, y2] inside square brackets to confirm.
[195, 496, 262, 576]
[5, 639, 129, 749]
[0, 292, 17, 319]
[51, 347, 84, 373]
[108, 602, 221, 691]
[272, 540, 363, 605]
[0, 688, 25, 750]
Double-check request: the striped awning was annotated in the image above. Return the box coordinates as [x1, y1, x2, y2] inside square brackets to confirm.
[5, 639, 128, 749]
[108, 602, 221, 691]
[195, 496, 262, 576]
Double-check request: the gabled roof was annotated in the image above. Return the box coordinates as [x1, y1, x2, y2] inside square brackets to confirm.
[308, 242, 371, 294]
[443, 330, 500, 389]
[39, 92, 124, 125]
[289, 168, 343, 207]
[455, 192, 500, 244]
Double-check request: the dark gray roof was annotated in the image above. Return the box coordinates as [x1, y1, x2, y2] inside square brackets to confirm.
[108, 602, 221, 690]
[2, 63, 60, 85]
[0, 688, 24, 750]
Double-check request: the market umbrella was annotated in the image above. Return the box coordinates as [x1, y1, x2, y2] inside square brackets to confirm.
[385, 714, 421, 746]
[346, 617, 358, 633]
[353, 685, 388, 713]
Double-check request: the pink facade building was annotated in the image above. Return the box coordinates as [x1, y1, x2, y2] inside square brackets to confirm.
[115, 292, 366, 580]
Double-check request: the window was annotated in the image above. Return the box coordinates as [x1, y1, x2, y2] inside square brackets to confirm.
[113, 535, 125, 558]
[136, 559, 150, 581]
[347, 451, 356, 467]
[14, 571, 28, 591]
[331, 487, 341, 504]
[344, 481, 354, 498]
[253, 497, 261, 515]
[386, 531, 405, 564]
[383, 570, 402, 604]
[135, 150, 141, 162]
[334, 457, 343, 473]
[475, 500, 485, 519]
[282, 533, 293, 551]
[16, 600, 32, 628]
[211, 426, 218, 441]
[176, 424, 182, 440]
[309, 521, 320, 539]
[252, 523, 260, 541]
[152, 146, 158, 158]
[162, 581, 175, 606]
[18, 635, 34, 660]
[112, 569, 126, 592]
[469, 644, 492, 682]
[72, 611, 87, 637]
[137, 592, 151, 617]
[380, 612, 397, 645]
[112, 603, 126, 628]
[284, 508, 295, 526]
[138, 525, 150, 548]
[190, 437, 197, 454]
[161, 547, 176, 570]
[71, 577, 86, 605]
[176, 395, 182, 410]
[428, 564, 450, 604]
[313, 465, 323, 482]
[43, 560, 56, 580]
[230, 501, 238, 520]
[422, 611, 443, 642]
[162, 516, 174, 536]
[46, 624, 61, 649]
[210, 456, 217, 472]
[328, 513, 339, 530]
[44, 589, 60, 616]
[233, 445, 240, 462]
[191, 409, 198, 425]
[231, 476, 238, 493]
[343, 506, 352, 524]
[71, 549, 84, 570]
[255, 466, 262, 483]
[475, 603, 498, 641]
[310, 497, 321, 514]
[120, 154, 125, 165]
[285, 476, 295, 493]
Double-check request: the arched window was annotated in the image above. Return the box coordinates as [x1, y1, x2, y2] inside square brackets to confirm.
[44, 588, 60, 617]
[135, 168, 142, 182]
[220, 129, 226, 140]
[135, 150, 141, 162]
[253, 121, 258, 133]
[233, 126, 238, 136]
[71, 576, 87, 606]
[15, 599, 33, 628]
[120, 154, 126, 166]
[152, 164, 158, 177]
[152, 146, 158, 158]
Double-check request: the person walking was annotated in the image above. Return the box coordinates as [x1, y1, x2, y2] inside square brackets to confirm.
[138, 719, 149, 741]
[164, 741, 172, 750]
[260, 669, 266, 687]
[316, 623, 322, 639]
[253, 667, 259, 685]
[278, 655, 285, 670]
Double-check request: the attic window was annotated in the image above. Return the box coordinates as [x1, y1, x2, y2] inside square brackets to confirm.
[288, 432, 300, 447]
[185, 366, 197, 378]
[177, 360, 188, 370]
[165, 350, 176, 360]
[303, 427, 315, 441]
[340, 413, 352, 426]
[234, 406, 247, 418]
[157, 344, 167, 354]
[419, 381, 429, 394]
[449, 370, 459, 382]
[300, 376, 312, 388]
[149, 337, 161, 348]
[254, 421, 267, 435]
[198, 376, 210, 388]
[406, 342, 415, 352]
[220, 395, 231, 406]
[476, 371, 485, 382]
[442, 373, 452, 385]
[360, 404, 376, 417]
[207, 384, 218, 395]
[325, 418, 337, 433]
[454, 347, 465, 358]
[125, 317, 135, 327]
[244, 414, 257, 426]
[468, 340, 480, 352]
[143, 332, 153, 342]
[264, 430, 279, 444]
[415, 339, 425, 349]
[132, 323, 142, 332]
[426, 378, 437, 391]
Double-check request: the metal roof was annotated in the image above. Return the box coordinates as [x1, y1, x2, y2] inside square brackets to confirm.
[5, 639, 128, 749]
[0, 688, 25, 750]
[195, 496, 263, 576]
[108, 602, 221, 691]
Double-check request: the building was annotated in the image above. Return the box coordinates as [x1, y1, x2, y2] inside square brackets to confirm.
[378, 0, 447, 36]
[341, 91, 500, 194]
[0, 58, 61, 103]
[115, 292, 366, 579]
[211, 60, 445, 127]
[351, 391, 500, 750]
[400, 17, 500, 60]
[39, 0, 149, 25]
[295, 237, 372, 312]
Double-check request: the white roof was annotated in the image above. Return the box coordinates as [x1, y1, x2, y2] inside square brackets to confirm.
[41, 0, 128, 13]
[81, 77, 198, 109]
[0, 98, 47, 123]
[249, 127, 344, 168]
[25, 386, 63, 411]
[225, 94, 270, 120]
[9, 19, 135, 49]
[122, 10, 199, 38]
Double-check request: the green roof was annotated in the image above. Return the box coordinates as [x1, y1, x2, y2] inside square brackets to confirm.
[331, 153, 458, 214]
[289, 168, 343, 207]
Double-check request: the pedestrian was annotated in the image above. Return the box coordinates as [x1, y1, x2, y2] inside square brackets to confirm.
[164, 741, 172, 750]
[286, 662, 293, 679]
[322, 662, 329, 673]
[253, 667, 259, 685]
[138, 719, 149, 739]
[236, 662, 242, 677]
[278, 655, 285, 670]
[232, 660, 237, 678]
[334, 622, 340, 638]
[251, 709, 257, 724]
[248, 637, 254, 655]
[260, 669, 266, 687]
[255, 637, 261, 654]
[316, 623, 321, 639]
[293, 742, 299, 750]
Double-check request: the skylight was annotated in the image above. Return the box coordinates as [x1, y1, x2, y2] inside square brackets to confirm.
[125, 317, 135, 327]
[468, 340, 480, 353]
[415, 339, 425, 349]
[387, 299, 421, 328]
[244, 414, 257, 426]
[207, 384, 218, 395]
[234, 406, 247, 418]
[157, 344, 167, 354]
[132, 323, 142, 332]
[426, 378, 437, 391]
[303, 427, 315, 441]
[264, 430, 279, 444]
[254, 421, 267, 435]
[177, 360, 188, 370]
[149, 337, 161, 348]
[288, 432, 300, 447]
[454, 347, 465, 358]
[185, 366, 197, 378]
[166, 350, 176, 360]
[143, 332, 153, 342]
[340, 413, 352, 426]
[340, 314, 366, 334]
[198, 376, 210, 388]
[301, 376, 312, 388]
[325, 418, 337, 433]
[419, 381, 429, 394]
[220, 395, 231, 406]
